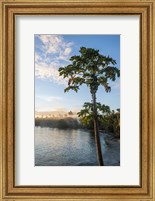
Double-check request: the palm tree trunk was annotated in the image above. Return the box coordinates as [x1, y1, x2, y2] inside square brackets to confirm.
[92, 93, 104, 166]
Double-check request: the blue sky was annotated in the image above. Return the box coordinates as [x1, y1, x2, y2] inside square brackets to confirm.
[35, 35, 120, 112]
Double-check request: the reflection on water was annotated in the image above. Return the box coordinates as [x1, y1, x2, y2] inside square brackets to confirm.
[35, 127, 120, 166]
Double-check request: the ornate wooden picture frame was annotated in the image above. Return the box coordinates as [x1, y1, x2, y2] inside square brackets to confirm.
[0, 0, 155, 200]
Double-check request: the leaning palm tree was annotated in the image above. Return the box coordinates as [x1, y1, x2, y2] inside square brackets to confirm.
[59, 47, 120, 166]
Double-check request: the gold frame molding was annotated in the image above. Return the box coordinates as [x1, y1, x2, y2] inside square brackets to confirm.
[0, 0, 155, 200]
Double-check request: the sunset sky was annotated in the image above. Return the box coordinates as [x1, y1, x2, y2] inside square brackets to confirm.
[35, 35, 120, 112]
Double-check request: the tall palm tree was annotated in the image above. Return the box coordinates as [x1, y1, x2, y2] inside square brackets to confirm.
[59, 47, 120, 166]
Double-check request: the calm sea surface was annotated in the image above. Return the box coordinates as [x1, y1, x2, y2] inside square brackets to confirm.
[35, 127, 120, 166]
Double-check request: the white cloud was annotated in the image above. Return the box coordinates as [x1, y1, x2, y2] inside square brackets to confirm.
[35, 35, 73, 85]
[36, 34, 73, 58]
[35, 52, 43, 63]
[37, 95, 63, 102]
[45, 96, 62, 102]
[35, 62, 68, 85]
[35, 35, 73, 84]
[63, 47, 72, 56]
[38, 35, 62, 54]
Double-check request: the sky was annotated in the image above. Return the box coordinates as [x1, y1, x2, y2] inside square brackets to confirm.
[35, 35, 120, 112]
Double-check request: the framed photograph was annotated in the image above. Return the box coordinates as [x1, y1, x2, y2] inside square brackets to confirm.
[0, 0, 155, 200]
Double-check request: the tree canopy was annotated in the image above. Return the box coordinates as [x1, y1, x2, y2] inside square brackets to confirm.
[59, 47, 120, 95]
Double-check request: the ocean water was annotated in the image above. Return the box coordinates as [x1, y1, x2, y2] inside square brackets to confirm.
[35, 127, 120, 166]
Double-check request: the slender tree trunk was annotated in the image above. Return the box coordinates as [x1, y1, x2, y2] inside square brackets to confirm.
[92, 93, 104, 166]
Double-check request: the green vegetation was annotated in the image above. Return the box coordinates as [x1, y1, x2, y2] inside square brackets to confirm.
[35, 117, 81, 129]
[77, 102, 110, 128]
[103, 109, 120, 138]
[59, 47, 120, 166]
[77, 103, 120, 138]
